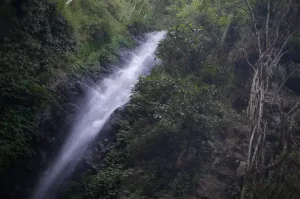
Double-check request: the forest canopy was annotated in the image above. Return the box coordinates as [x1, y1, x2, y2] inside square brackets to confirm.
[0, 0, 300, 199]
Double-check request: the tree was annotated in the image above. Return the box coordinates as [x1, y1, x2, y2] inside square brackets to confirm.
[241, 0, 300, 198]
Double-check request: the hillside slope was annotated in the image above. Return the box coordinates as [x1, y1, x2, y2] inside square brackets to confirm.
[0, 0, 300, 199]
[0, 0, 163, 198]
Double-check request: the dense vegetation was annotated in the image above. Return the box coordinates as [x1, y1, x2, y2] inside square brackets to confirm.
[62, 1, 300, 199]
[1, 0, 300, 199]
[0, 0, 165, 196]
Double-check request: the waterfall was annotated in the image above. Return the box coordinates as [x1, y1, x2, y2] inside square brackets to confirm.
[31, 31, 166, 199]
[66, 0, 73, 5]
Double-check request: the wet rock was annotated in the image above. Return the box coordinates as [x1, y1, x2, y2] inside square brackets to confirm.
[213, 157, 221, 167]
[207, 140, 215, 149]
[226, 182, 242, 198]
[233, 152, 244, 160]
[221, 123, 249, 141]
[215, 166, 235, 180]
[49, 70, 68, 90]
[196, 175, 228, 199]
[236, 161, 246, 177]
[176, 147, 197, 169]
[266, 141, 279, 153]
[79, 159, 97, 173]
[187, 147, 197, 162]
[97, 142, 104, 151]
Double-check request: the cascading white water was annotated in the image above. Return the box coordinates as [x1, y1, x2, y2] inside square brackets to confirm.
[66, 0, 73, 5]
[31, 31, 166, 199]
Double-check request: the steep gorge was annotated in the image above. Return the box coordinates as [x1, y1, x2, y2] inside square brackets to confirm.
[0, 0, 300, 199]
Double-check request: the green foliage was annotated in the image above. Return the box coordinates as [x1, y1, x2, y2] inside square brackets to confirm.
[62, 28, 233, 198]
[0, 0, 75, 174]
[51, 0, 172, 72]
[61, 1, 300, 199]
[62, 1, 244, 198]
[63, 70, 225, 198]
[127, 71, 220, 157]
[50, 0, 134, 73]
[157, 23, 234, 96]
[158, 24, 214, 75]
[0, 0, 161, 177]
[4, 0, 299, 198]
[64, 167, 123, 199]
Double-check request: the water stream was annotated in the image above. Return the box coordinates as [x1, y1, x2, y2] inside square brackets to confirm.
[31, 31, 166, 199]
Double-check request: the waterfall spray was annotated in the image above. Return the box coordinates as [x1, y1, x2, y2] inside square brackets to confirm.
[31, 31, 166, 199]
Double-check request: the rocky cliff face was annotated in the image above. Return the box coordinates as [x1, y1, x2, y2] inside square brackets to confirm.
[193, 122, 249, 199]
